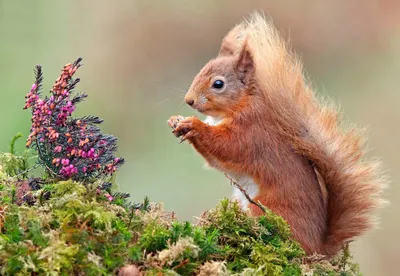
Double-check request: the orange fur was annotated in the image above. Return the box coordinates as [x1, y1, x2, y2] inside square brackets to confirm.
[168, 13, 386, 258]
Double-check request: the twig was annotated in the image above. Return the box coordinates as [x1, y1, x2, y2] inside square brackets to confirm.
[224, 173, 266, 214]
[172, 259, 189, 271]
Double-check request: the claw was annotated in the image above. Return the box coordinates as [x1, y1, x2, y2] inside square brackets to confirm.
[172, 129, 181, 137]
[180, 130, 196, 143]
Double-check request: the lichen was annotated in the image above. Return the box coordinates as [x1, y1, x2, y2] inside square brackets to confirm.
[157, 237, 200, 265]
[198, 261, 229, 276]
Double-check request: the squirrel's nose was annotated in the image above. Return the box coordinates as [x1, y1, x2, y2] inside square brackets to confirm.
[186, 99, 194, 106]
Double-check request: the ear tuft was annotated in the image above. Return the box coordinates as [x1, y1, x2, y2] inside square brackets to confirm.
[218, 25, 242, 56]
[219, 41, 235, 56]
[236, 40, 254, 83]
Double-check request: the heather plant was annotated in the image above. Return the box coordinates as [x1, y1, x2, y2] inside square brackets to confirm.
[23, 58, 124, 181]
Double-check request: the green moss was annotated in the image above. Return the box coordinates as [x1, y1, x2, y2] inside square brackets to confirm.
[0, 133, 31, 179]
[0, 151, 362, 275]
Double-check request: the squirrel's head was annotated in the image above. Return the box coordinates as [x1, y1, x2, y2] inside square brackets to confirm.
[185, 30, 256, 117]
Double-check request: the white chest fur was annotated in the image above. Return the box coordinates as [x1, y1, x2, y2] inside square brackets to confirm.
[203, 116, 259, 210]
[229, 173, 259, 210]
[204, 116, 224, 126]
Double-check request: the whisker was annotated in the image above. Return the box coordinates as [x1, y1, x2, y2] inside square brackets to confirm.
[156, 92, 187, 106]
[164, 84, 187, 95]
[156, 97, 173, 106]
[177, 100, 187, 110]
[151, 80, 188, 107]
[151, 80, 188, 95]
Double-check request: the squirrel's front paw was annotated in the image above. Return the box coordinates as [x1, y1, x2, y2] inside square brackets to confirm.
[168, 115, 185, 129]
[172, 117, 199, 143]
[168, 115, 190, 137]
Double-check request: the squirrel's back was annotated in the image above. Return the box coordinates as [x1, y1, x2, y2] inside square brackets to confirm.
[225, 13, 387, 257]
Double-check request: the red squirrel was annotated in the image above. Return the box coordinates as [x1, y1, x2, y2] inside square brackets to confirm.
[168, 13, 386, 258]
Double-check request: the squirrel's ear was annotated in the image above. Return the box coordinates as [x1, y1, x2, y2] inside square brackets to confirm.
[236, 40, 254, 83]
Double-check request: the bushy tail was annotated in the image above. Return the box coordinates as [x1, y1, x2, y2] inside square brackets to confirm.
[297, 112, 387, 257]
[239, 12, 387, 257]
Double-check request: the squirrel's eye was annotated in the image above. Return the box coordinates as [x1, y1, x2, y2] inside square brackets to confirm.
[212, 80, 225, 89]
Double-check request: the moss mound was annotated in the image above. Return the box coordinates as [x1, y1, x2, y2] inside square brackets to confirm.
[0, 165, 360, 275]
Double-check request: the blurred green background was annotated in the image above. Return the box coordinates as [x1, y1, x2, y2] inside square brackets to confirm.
[0, 1, 399, 275]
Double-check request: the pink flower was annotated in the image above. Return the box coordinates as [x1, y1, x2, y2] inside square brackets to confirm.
[87, 148, 95, 158]
[60, 164, 78, 177]
[104, 193, 113, 201]
[54, 146, 62, 153]
[61, 158, 70, 166]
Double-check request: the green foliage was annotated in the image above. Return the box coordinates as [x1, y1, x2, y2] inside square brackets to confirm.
[0, 176, 361, 275]
[197, 199, 304, 274]
[9, 132, 22, 155]
[0, 151, 30, 179]
[0, 140, 362, 275]
[0, 133, 33, 180]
